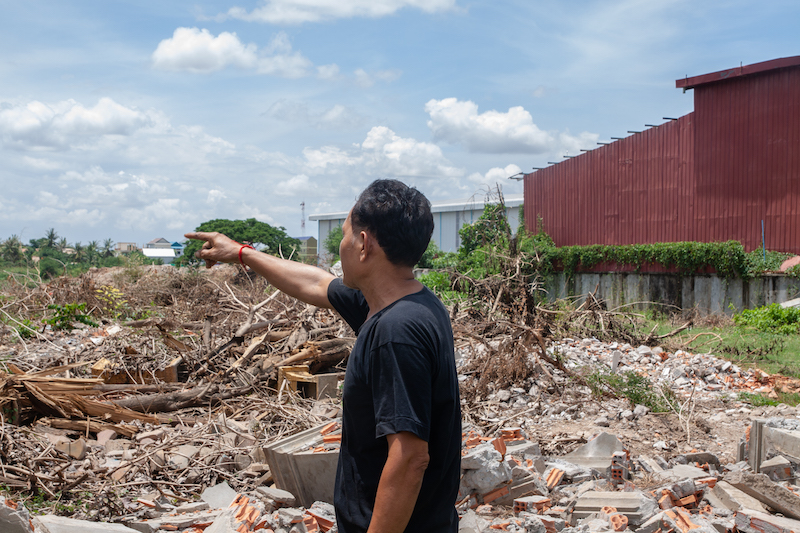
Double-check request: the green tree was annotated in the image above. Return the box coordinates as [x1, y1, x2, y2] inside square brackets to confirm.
[323, 225, 344, 261]
[183, 218, 301, 262]
[73, 242, 85, 263]
[458, 202, 512, 259]
[1, 235, 24, 264]
[102, 238, 115, 258]
[417, 240, 443, 269]
[44, 228, 59, 249]
[86, 240, 100, 265]
[57, 237, 68, 252]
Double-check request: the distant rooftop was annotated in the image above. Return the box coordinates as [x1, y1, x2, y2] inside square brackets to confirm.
[309, 195, 523, 221]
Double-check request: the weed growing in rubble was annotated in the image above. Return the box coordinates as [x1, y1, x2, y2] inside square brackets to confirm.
[15, 318, 36, 338]
[44, 303, 98, 331]
[738, 391, 780, 407]
[585, 370, 674, 412]
[96, 285, 131, 321]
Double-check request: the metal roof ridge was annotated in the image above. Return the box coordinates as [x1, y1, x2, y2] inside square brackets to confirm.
[676, 55, 800, 90]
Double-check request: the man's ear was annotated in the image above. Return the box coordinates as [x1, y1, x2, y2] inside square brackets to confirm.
[358, 230, 370, 261]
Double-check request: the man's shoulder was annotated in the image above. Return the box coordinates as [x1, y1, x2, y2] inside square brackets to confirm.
[370, 288, 451, 339]
[386, 287, 447, 319]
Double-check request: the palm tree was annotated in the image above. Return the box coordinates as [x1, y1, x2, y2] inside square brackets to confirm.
[102, 238, 115, 258]
[57, 237, 68, 252]
[87, 240, 100, 265]
[1, 235, 23, 264]
[73, 242, 85, 263]
[44, 228, 59, 249]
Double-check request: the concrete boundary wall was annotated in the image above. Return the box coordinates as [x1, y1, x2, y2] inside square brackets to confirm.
[544, 272, 800, 315]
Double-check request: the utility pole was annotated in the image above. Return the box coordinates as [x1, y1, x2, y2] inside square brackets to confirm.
[300, 201, 305, 235]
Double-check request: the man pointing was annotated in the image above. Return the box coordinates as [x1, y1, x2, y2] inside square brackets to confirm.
[186, 179, 460, 533]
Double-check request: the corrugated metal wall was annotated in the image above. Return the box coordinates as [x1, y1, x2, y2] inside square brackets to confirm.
[524, 114, 695, 246]
[692, 65, 800, 253]
[524, 63, 800, 253]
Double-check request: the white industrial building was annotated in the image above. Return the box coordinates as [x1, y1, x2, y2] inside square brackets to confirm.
[309, 196, 523, 258]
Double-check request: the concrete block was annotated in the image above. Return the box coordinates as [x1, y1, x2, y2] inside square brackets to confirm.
[256, 486, 297, 507]
[263, 421, 339, 507]
[462, 459, 512, 493]
[676, 451, 721, 471]
[126, 510, 222, 533]
[734, 509, 800, 533]
[655, 463, 709, 482]
[458, 510, 489, 533]
[0, 496, 32, 533]
[710, 518, 735, 533]
[761, 455, 795, 481]
[709, 480, 766, 513]
[494, 475, 549, 506]
[638, 456, 665, 473]
[505, 441, 541, 457]
[202, 481, 238, 509]
[572, 491, 658, 527]
[564, 432, 625, 471]
[462, 443, 502, 470]
[175, 501, 210, 513]
[724, 471, 800, 520]
[33, 515, 136, 533]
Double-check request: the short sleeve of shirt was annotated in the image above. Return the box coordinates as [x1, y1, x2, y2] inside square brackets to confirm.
[370, 340, 432, 442]
[327, 278, 370, 333]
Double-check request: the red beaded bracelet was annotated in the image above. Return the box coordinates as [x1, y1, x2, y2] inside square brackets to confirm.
[238, 244, 254, 266]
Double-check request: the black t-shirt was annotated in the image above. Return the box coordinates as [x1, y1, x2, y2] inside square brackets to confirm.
[327, 278, 461, 533]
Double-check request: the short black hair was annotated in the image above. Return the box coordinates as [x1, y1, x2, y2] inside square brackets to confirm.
[351, 179, 433, 267]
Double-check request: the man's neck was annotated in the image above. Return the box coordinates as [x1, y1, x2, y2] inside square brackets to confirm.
[359, 265, 423, 320]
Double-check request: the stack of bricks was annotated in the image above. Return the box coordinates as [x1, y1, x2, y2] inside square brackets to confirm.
[599, 506, 629, 532]
[513, 495, 551, 514]
[653, 477, 718, 512]
[608, 451, 630, 486]
[310, 421, 341, 453]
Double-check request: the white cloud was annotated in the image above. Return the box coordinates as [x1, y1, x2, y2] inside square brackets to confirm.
[354, 68, 402, 88]
[0, 98, 152, 150]
[152, 28, 257, 73]
[275, 174, 312, 196]
[267, 100, 365, 129]
[152, 28, 313, 78]
[317, 64, 340, 80]
[222, 0, 457, 25]
[302, 126, 462, 180]
[425, 98, 598, 154]
[22, 156, 62, 170]
[466, 164, 522, 187]
[207, 190, 226, 204]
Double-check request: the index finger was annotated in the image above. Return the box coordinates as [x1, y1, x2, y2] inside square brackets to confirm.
[184, 232, 212, 241]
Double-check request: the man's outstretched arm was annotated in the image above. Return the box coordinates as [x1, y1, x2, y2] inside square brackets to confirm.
[185, 232, 336, 309]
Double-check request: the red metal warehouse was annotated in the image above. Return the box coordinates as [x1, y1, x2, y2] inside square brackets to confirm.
[523, 56, 800, 253]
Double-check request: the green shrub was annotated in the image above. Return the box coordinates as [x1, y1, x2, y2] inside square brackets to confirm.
[734, 303, 800, 335]
[417, 241, 443, 269]
[38, 257, 64, 279]
[44, 303, 98, 331]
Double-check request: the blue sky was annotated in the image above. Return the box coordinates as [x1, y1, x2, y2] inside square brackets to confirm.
[0, 0, 797, 246]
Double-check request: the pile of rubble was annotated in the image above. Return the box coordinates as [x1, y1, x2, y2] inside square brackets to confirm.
[7, 415, 800, 533]
[3, 265, 800, 532]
